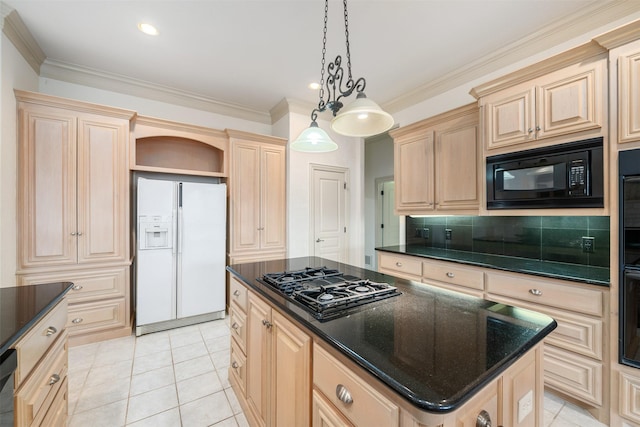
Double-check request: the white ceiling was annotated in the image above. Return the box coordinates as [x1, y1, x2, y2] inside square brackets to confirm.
[4, 0, 640, 122]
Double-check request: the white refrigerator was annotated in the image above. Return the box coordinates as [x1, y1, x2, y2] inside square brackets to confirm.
[135, 176, 226, 336]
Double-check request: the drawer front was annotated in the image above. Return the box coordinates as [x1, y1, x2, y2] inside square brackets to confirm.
[230, 305, 247, 352]
[378, 253, 422, 279]
[14, 299, 67, 386]
[19, 267, 127, 303]
[230, 339, 247, 397]
[312, 388, 355, 427]
[620, 371, 640, 424]
[314, 345, 399, 427]
[486, 272, 603, 317]
[15, 330, 67, 427]
[230, 275, 248, 312]
[422, 259, 484, 291]
[544, 344, 602, 406]
[66, 298, 126, 335]
[40, 378, 67, 427]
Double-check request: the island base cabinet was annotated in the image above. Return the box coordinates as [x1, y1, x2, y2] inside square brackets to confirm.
[312, 389, 354, 427]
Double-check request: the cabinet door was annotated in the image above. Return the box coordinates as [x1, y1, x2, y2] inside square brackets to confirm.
[76, 114, 129, 263]
[483, 86, 535, 149]
[537, 61, 603, 140]
[246, 293, 270, 427]
[261, 145, 286, 250]
[619, 50, 640, 144]
[18, 104, 77, 268]
[271, 310, 311, 427]
[231, 143, 261, 253]
[394, 131, 434, 213]
[435, 123, 479, 210]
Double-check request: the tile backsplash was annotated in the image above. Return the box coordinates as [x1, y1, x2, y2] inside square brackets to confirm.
[405, 216, 610, 268]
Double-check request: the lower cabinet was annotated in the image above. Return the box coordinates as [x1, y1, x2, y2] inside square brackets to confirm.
[13, 298, 68, 427]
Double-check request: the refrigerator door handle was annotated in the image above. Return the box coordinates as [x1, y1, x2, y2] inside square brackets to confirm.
[177, 206, 184, 254]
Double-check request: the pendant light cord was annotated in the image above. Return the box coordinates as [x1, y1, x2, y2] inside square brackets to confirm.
[343, 0, 353, 81]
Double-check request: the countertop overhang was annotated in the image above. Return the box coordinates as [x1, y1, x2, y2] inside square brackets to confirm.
[377, 245, 610, 286]
[227, 257, 557, 413]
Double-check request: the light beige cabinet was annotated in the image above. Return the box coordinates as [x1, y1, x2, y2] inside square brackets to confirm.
[227, 130, 287, 264]
[472, 42, 606, 152]
[228, 275, 311, 427]
[15, 91, 135, 345]
[618, 49, 640, 144]
[391, 103, 479, 216]
[13, 299, 68, 427]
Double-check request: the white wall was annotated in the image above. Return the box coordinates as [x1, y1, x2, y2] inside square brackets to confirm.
[0, 32, 39, 287]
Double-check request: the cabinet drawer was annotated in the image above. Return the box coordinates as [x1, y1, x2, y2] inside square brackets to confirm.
[544, 344, 602, 406]
[40, 377, 67, 427]
[15, 330, 67, 427]
[312, 388, 354, 427]
[620, 370, 640, 424]
[422, 259, 484, 291]
[230, 275, 248, 312]
[19, 268, 126, 303]
[229, 339, 247, 397]
[486, 272, 603, 317]
[13, 299, 67, 386]
[314, 345, 399, 427]
[66, 298, 126, 335]
[230, 305, 247, 352]
[378, 254, 422, 279]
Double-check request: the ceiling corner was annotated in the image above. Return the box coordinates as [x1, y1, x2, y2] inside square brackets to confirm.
[2, 7, 45, 74]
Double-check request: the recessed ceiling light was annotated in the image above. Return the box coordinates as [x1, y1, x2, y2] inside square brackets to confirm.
[308, 82, 321, 90]
[138, 23, 159, 36]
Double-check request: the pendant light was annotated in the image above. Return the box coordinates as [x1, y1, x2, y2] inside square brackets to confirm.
[291, 0, 394, 152]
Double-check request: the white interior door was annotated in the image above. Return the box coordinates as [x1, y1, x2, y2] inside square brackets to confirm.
[311, 166, 347, 263]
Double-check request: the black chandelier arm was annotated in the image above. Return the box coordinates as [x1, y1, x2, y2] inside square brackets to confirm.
[323, 55, 367, 115]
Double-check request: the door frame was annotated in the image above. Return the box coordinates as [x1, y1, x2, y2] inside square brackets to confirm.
[309, 163, 350, 263]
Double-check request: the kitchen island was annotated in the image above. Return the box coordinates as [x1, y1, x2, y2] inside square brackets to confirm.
[227, 257, 557, 427]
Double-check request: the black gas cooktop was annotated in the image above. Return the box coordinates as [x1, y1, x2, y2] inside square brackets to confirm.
[259, 267, 400, 320]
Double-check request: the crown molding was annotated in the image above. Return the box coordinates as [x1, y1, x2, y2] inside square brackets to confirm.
[594, 18, 640, 49]
[1, 5, 45, 74]
[270, 97, 316, 124]
[383, 0, 640, 114]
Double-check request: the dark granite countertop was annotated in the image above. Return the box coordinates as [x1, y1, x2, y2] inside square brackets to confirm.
[227, 257, 557, 413]
[376, 245, 610, 286]
[0, 282, 73, 355]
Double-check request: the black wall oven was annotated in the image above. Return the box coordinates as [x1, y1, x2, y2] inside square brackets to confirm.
[620, 149, 640, 368]
[486, 137, 604, 209]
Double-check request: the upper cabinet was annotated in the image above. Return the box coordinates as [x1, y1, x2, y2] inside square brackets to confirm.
[227, 130, 287, 263]
[16, 91, 135, 269]
[131, 116, 228, 176]
[472, 42, 607, 153]
[618, 50, 640, 143]
[390, 103, 479, 216]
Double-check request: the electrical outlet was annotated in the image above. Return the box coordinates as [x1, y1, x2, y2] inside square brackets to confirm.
[582, 236, 595, 253]
[422, 228, 430, 240]
[518, 390, 533, 423]
[445, 229, 452, 240]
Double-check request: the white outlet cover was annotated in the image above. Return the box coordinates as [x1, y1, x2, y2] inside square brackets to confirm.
[518, 389, 534, 423]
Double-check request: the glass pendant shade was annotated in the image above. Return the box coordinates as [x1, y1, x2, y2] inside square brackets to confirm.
[290, 121, 338, 152]
[331, 92, 394, 137]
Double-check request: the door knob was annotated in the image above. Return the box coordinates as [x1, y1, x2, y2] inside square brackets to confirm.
[316, 238, 324, 243]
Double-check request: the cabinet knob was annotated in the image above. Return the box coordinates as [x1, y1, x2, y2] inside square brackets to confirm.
[262, 319, 272, 329]
[232, 322, 239, 330]
[396, 262, 402, 267]
[70, 232, 77, 236]
[446, 272, 455, 278]
[231, 361, 239, 369]
[45, 326, 57, 336]
[48, 373, 61, 386]
[72, 284, 83, 291]
[476, 410, 492, 427]
[72, 317, 84, 324]
[77, 232, 83, 236]
[335, 384, 353, 405]
[536, 125, 541, 131]
[528, 128, 534, 133]
[528, 289, 543, 296]
[233, 290, 240, 297]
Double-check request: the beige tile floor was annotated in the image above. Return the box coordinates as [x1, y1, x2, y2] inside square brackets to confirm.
[67, 317, 607, 427]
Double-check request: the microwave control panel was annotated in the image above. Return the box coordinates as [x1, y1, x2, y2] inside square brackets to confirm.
[568, 159, 586, 195]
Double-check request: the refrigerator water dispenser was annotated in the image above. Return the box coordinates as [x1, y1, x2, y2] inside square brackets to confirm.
[138, 216, 172, 250]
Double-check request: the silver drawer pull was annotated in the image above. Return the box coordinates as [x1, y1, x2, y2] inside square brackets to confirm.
[446, 272, 455, 278]
[232, 322, 240, 330]
[72, 284, 83, 291]
[72, 317, 84, 324]
[233, 290, 240, 297]
[476, 410, 492, 427]
[45, 326, 57, 336]
[48, 373, 61, 386]
[528, 289, 542, 296]
[336, 384, 353, 405]
[231, 361, 239, 369]
[395, 262, 402, 267]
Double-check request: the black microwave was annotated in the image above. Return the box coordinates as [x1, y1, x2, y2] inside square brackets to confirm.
[486, 137, 604, 209]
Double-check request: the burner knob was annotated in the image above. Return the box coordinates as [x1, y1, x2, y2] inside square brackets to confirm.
[336, 384, 353, 405]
